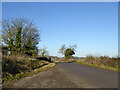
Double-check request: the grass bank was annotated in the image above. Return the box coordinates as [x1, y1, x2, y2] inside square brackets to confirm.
[2, 55, 56, 83]
[74, 61, 119, 72]
[72, 55, 119, 72]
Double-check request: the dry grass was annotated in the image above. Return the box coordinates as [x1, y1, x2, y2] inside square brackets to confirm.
[2, 55, 55, 83]
[2, 55, 33, 61]
[82, 55, 119, 68]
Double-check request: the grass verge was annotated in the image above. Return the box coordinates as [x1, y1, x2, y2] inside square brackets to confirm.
[73, 61, 120, 72]
[3, 62, 56, 83]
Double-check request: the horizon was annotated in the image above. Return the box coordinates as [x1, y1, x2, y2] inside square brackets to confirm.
[2, 2, 118, 57]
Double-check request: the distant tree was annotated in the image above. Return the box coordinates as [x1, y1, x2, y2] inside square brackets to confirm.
[2, 17, 40, 56]
[59, 44, 77, 59]
[58, 44, 66, 55]
[64, 48, 75, 59]
[68, 44, 77, 51]
[39, 46, 49, 57]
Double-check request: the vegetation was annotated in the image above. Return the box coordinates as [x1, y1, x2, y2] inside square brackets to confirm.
[1, 17, 56, 83]
[85, 55, 119, 68]
[58, 44, 77, 59]
[2, 17, 40, 56]
[1, 16, 119, 84]
[74, 61, 119, 71]
[58, 45, 66, 55]
[39, 46, 49, 57]
[2, 55, 55, 83]
[73, 55, 119, 71]
[64, 48, 75, 59]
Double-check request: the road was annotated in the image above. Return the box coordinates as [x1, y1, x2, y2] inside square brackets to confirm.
[3, 62, 118, 88]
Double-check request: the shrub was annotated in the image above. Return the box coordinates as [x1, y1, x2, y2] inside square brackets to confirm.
[2, 56, 21, 74]
[84, 55, 118, 68]
[2, 55, 50, 83]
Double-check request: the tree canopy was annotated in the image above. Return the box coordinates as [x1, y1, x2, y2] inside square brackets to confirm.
[58, 44, 77, 59]
[64, 48, 75, 59]
[2, 17, 40, 56]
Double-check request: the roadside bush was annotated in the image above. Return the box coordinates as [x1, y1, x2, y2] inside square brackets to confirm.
[84, 55, 118, 68]
[2, 56, 21, 74]
[2, 55, 50, 83]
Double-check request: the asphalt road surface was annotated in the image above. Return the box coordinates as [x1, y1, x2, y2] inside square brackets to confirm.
[3, 62, 118, 88]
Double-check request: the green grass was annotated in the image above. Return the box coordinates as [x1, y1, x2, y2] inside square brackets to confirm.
[73, 61, 119, 72]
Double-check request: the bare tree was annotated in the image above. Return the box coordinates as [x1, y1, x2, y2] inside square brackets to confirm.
[68, 44, 77, 51]
[39, 46, 49, 57]
[58, 44, 66, 56]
